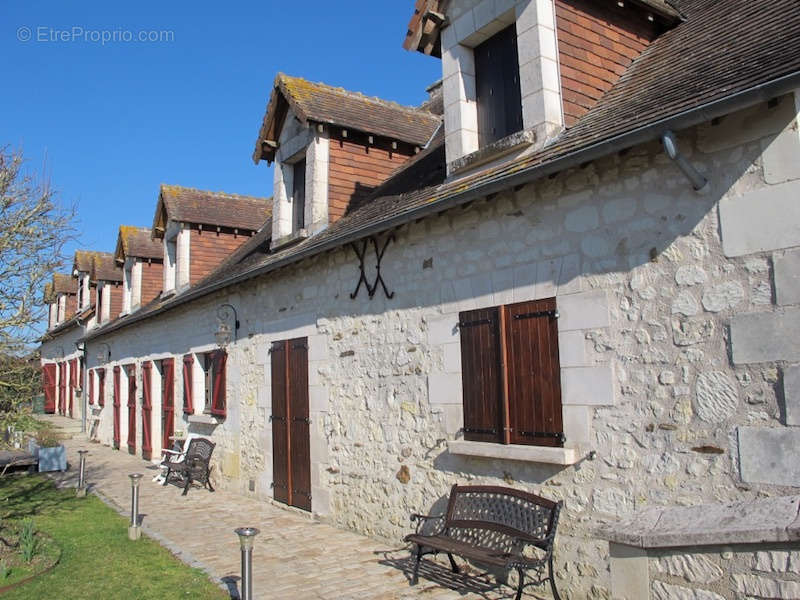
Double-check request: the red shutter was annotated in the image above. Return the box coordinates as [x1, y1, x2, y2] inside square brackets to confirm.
[161, 359, 175, 450]
[69, 358, 77, 417]
[210, 350, 227, 418]
[97, 368, 105, 407]
[112, 366, 121, 449]
[182, 354, 194, 415]
[505, 299, 563, 447]
[127, 365, 137, 454]
[58, 362, 67, 415]
[88, 369, 94, 406]
[141, 361, 153, 460]
[458, 307, 503, 443]
[43, 364, 57, 413]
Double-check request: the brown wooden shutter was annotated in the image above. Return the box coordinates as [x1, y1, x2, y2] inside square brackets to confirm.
[97, 368, 105, 407]
[142, 361, 153, 460]
[127, 365, 137, 454]
[271, 341, 289, 505]
[88, 369, 94, 406]
[288, 337, 311, 511]
[458, 307, 503, 443]
[505, 299, 563, 447]
[112, 366, 121, 449]
[210, 350, 227, 418]
[474, 24, 523, 146]
[161, 358, 175, 450]
[182, 354, 194, 415]
[43, 364, 57, 413]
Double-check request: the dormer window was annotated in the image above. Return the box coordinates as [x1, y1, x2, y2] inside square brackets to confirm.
[122, 259, 133, 314]
[475, 24, 523, 147]
[292, 159, 306, 232]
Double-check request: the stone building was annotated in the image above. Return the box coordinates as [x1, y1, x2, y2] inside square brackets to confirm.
[41, 0, 800, 597]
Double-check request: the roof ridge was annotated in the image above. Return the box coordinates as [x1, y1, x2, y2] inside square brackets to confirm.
[160, 183, 271, 203]
[277, 73, 438, 119]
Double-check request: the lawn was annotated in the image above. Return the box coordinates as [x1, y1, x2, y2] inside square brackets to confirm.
[0, 474, 228, 599]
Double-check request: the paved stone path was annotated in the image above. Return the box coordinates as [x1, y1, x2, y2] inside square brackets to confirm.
[50, 433, 550, 599]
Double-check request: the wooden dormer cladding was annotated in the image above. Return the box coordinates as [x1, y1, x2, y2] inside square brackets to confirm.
[328, 129, 417, 224]
[153, 185, 272, 289]
[189, 225, 253, 285]
[556, 0, 664, 127]
[115, 226, 164, 308]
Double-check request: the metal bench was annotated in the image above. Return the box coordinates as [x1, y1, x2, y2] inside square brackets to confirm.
[162, 437, 215, 496]
[405, 484, 562, 600]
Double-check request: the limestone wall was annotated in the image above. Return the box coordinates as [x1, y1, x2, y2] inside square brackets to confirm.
[82, 94, 800, 598]
[650, 545, 800, 600]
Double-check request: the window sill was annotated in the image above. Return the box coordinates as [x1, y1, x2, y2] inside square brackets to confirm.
[447, 129, 536, 177]
[270, 228, 309, 251]
[447, 440, 579, 466]
[187, 414, 221, 425]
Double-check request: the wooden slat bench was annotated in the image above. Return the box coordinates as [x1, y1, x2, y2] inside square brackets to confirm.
[405, 484, 562, 600]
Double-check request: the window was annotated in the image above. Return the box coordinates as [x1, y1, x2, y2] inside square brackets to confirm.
[182, 354, 194, 415]
[202, 350, 227, 418]
[458, 298, 563, 447]
[292, 159, 306, 232]
[97, 368, 106, 407]
[96, 285, 104, 323]
[165, 237, 177, 292]
[474, 24, 523, 147]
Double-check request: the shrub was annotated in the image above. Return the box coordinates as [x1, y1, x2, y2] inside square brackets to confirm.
[34, 429, 61, 448]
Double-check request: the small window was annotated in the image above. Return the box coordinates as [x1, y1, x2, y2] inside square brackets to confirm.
[459, 298, 563, 447]
[202, 350, 227, 418]
[96, 286, 104, 323]
[474, 24, 523, 147]
[292, 159, 306, 232]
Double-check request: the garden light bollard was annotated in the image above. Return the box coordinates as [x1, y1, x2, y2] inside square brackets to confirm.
[234, 527, 260, 600]
[76, 450, 89, 497]
[128, 473, 143, 540]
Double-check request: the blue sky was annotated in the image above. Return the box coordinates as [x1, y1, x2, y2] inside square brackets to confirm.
[1, 2, 440, 263]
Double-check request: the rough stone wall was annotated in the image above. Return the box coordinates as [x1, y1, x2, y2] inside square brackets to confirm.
[649, 545, 800, 600]
[79, 96, 800, 599]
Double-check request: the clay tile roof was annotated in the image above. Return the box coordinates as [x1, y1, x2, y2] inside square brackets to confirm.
[252, 74, 441, 163]
[115, 226, 163, 263]
[153, 185, 272, 235]
[73, 250, 103, 273]
[90, 253, 123, 283]
[52, 273, 76, 295]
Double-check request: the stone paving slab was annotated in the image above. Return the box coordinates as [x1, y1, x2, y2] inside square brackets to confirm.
[48, 435, 550, 600]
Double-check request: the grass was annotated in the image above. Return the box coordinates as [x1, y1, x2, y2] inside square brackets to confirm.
[0, 475, 228, 599]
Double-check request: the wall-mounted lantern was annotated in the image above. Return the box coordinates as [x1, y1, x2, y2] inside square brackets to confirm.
[214, 303, 240, 348]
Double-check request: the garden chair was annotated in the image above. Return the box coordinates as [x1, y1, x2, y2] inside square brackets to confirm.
[153, 433, 203, 484]
[162, 437, 216, 496]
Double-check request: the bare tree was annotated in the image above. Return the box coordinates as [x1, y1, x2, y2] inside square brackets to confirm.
[0, 146, 75, 431]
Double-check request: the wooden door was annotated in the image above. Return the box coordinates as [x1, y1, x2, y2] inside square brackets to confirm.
[161, 359, 174, 450]
[112, 366, 121, 449]
[142, 362, 153, 460]
[127, 365, 137, 454]
[58, 362, 67, 415]
[271, 337, 311, 511]
[43, 364, 56, 413]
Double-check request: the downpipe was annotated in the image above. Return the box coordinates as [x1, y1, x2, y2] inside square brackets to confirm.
[662, 130, 710, 193]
